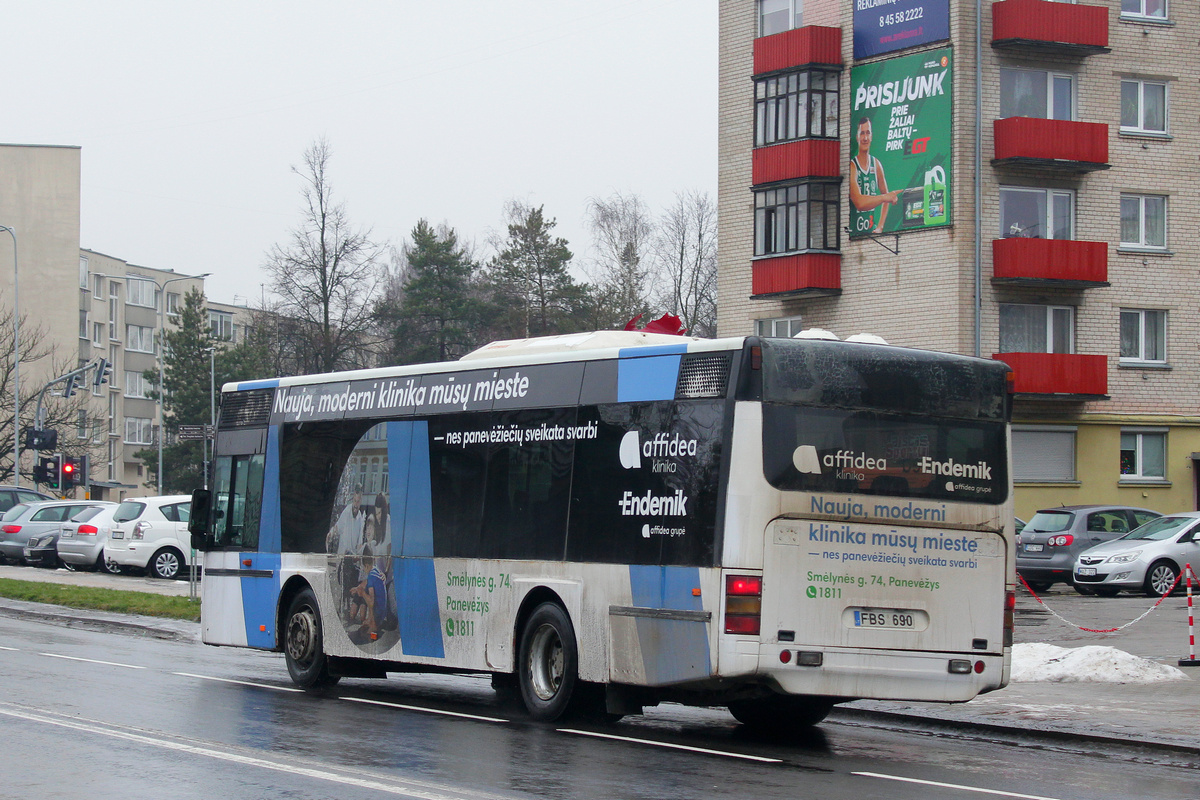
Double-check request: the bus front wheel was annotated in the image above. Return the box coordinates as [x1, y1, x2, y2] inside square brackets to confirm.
[284, 587, 340, 689]
[518, 602, 579, 721]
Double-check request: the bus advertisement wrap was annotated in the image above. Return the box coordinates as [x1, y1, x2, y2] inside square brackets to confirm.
[849, 48, 953, 238]
[853, 0, 950, 59]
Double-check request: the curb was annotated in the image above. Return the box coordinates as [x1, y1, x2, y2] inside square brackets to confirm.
[0, 598, 199, 643]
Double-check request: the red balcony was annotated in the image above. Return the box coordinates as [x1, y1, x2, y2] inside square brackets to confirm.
[754, 26, 842, 74]
[992, 0, 1110, 55]
[753, 140, 839, 183]
[992, 238, 1108, 287]
[993, 118, 1109, 172]
[751, 253, 841, 298]
[992, 353, 1108, 398]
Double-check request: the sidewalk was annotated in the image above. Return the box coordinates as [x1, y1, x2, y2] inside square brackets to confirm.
[0, 567, 1195, 750]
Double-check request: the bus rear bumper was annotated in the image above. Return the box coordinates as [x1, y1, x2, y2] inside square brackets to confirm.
[756, 646, 1005, 702]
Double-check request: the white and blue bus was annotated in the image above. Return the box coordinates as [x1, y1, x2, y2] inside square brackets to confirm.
[189, 331, 1015, 728]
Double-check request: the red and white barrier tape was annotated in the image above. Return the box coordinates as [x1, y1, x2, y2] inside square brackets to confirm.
[1017, 571, 1182, 633]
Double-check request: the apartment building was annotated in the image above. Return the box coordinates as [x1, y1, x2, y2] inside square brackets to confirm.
[718, 0, 1200, 517]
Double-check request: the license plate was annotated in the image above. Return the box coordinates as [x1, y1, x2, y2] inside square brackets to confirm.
[848, 607, 927, 630]
[1078, 567, 1097, 576]
[1024, 544, 1044, 552]
[111, 530, 123, 539]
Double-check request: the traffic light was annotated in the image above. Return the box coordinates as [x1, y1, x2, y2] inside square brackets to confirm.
[93, 358, 112, 387]
[62, 457, 83, 488]
[62, 375, 77, 398]
[24, 428, 58, 451]
[34, 454, 62, 490]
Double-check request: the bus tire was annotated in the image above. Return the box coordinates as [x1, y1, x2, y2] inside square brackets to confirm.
[729, 696, 834, 730]
[284, 587, 340, 689]
[517, 602, 579, 721]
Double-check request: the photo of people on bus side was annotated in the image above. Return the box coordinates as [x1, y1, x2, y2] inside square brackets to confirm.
[326, 431, 397, 649]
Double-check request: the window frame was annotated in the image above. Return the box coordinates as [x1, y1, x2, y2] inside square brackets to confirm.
[999, 186, 1075, 240]
[1012, 425, 1077, 483]
[209, 310, 234, 341]
[1120, 429, 1167, 481]
[125, 324, 156, 353]
[126, 278, 157, 308]
[754, 67, 840, 146]
[999, 303, 1075, 354]
[79, 256, 90, 289]
[1120, 79, 1168, 135]
[754, 180, 841, 257]
[1119, 308, 1167, 365]
[1120, 193, 1167, 250]
[124, 417, 154, 445]
[999, 68, 1075, 121]
[756, 316, 805, 338]
[758, 0, 802, 37]
[1120, 0, 1167, 22]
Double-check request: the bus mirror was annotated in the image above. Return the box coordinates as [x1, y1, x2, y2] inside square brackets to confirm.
[188, 488, 212, 545]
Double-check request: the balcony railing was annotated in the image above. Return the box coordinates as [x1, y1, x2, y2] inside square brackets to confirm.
[753, 140, 839, 183]
[992, 0, 1110, 55]
[992, 238, 1108, 286]
[753, 26, 842, 74]
[751, 253, 841, 298]
[993, 118, 1109, 172]
[992, 352, 1108, 397]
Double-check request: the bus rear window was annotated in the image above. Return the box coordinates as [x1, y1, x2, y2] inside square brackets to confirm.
[762, 405, 1009, 502]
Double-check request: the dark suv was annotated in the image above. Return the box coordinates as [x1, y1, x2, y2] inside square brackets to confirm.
[1016, 505, 1162, 592]
[0, 485, 52, 514]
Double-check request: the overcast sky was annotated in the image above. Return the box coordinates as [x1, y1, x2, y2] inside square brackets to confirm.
[4, 1, 717, 305]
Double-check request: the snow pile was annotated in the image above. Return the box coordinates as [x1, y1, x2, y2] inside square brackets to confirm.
[1012, 643, 1189, 684]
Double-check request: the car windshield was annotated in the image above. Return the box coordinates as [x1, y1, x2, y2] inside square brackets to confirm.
[1120, 516, 1198, 542]
[113, 501, 146, 524]
[1026, 511, 1072, 533]
[2, 504, 29, 522]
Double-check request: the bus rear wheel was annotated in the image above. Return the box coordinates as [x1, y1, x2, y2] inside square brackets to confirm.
[729, 695, 834, 731]
[518, 602, 579, 721]
[284, 587, 340, 689]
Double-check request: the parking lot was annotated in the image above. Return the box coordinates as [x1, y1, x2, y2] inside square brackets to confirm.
[0, 563, 197, 597]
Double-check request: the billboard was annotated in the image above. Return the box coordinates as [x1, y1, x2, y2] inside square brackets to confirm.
[854, 0, 950, 59]
[848, 47, 952, 238]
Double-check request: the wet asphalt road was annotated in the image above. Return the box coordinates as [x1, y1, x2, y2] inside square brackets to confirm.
[0, 612, 1197, 800]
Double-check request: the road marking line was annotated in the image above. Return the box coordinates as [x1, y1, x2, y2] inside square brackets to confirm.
[854, 771, 1062, 800]
[341, 696, 510, 723]
[173, 672, 305, 692]
[40, 652, 145, 669]
[0, 645, 18, 651]
[558, 728, 783, 763]
[0, 705, 487, 800]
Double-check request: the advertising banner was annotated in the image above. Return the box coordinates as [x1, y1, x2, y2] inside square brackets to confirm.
[848, 47, 952, 238]
[853, 0, 950, 59]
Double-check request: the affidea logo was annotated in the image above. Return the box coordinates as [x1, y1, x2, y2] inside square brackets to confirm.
[619, 431, 699, 469]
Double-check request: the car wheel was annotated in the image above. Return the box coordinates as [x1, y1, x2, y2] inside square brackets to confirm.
[1094, 587, 1120, 598]
[97, 550, 122, 575]
[729, 695, 835, 731]
[1073, 584, 1096, 596]
[518, 602, 579, 721]
[1024, 580, 1052, 593]
[1143, 561, 1180, 597]
[149, 547, 183, 580]
[284, 587, 339, 689]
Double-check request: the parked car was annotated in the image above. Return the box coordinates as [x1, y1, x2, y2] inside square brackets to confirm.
[104, 495, 200, 579]
[0, 485, 52, 514]
[1016, 505, 1162, 592]
[0, 500, 110, 566]
[1014, 517, 1027, 546]
[1074, 512, 1200, 597]
[55, 504, 121, 572]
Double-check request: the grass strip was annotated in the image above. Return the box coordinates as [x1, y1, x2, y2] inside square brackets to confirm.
[0, 577, 200, 621]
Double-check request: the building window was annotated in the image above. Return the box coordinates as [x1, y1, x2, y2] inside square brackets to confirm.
[1121, 430, 1166, 479]
[108, 393, 117, 438]
[758, 0, 801, 37]
[92, 322, 104, 347]
[1012, 427, 1076, 482]
[999, 304, 1073, 353]
[209, 310, 234, 341]
[125, 417, 154, 445]
[77, 410, 88, 440]
[1000, 69, 1074, 120]
[79, 256, 89, 289]
[93, 274, 104, 299]
[1120, 309, 1166, 364]
[754, 181, 840, 256]
[124, 370, 151, 399]
[755, 69, 839, 146]
[1000, 187, 1073, 240]
[126, 324, 156, 353]
[1120, 79, 1167, 135]
[1120, 194, 1166, 249]
[756, 316, 805, 338]
[165, 292, 180, 317]
[79, 310, 88, 340]
[126, 278, 157, 308]
[1121, 0, 1166, 21]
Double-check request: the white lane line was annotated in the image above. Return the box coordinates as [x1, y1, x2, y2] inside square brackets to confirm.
[854, 771, 1063, 800]
[0, 645, 18, 651]
[0, 705, 482, 800]
[558, 728, 783, 763]
[40, 652, 145, 669]
[341, 696, 510, 723]
[173, 672, 305, 693]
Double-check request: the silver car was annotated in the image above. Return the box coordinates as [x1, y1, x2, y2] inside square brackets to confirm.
[1073, 512, 1200, 597]
[0, 500, 108, 565]
[56, 504, 120, 572]
[1016, 505, 1161, 592]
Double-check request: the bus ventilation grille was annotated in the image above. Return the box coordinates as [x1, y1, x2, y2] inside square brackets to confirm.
[676, 353, 732, 399]
[219, 388, 274, 429]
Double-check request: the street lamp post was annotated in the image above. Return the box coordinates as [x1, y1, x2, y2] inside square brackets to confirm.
[0, 226, 18, 486]
[153, 273, 211, 493]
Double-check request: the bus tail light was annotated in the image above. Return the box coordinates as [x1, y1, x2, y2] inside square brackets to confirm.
[1003, 589, 1015, 647]
[725, 574, 762, 635]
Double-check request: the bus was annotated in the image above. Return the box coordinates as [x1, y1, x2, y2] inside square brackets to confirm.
[188, 330, 1015, 729]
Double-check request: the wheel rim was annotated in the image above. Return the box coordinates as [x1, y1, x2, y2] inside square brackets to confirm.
[527, 623, 564, 701]
[155, 552, 180, 579]
[286, 607, 318, 668]
[1150, 565, 1176, 595]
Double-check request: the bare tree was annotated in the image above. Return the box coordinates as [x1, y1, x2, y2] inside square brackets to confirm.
[264, 138, 385, 374]
[585, 192, 656, 329]
[654, 191, 718, 338]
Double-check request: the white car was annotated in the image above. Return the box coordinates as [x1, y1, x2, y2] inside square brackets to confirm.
[1073, 511, 1200, 597]
[56, 504, 120, 572]
[105, 495, 201, 579]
